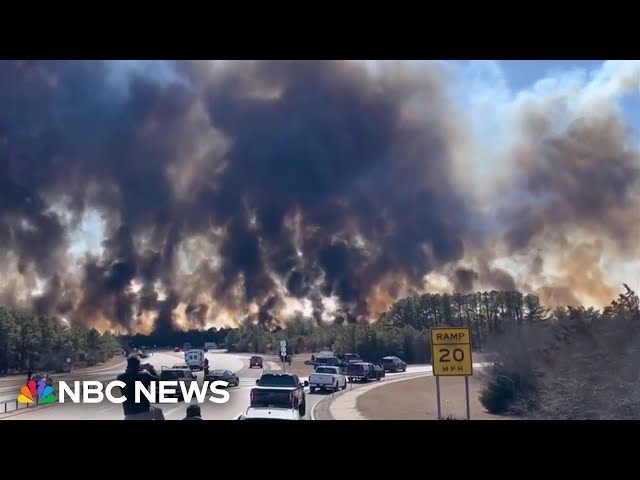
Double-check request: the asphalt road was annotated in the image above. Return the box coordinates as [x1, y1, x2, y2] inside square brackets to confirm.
[0, 350, 435, 420]
[0, 350, 310, 420]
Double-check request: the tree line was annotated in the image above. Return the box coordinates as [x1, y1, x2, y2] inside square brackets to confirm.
[220, 290, 550, 364]
[125, 328, 234, 352]
[0, 307, 120, 375]
[1, 289, 548, 374]
[480, 284, 640, 419]
[113, 290, 554, 365]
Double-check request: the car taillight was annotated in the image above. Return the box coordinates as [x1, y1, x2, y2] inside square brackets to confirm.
[250, 390, 255, 402]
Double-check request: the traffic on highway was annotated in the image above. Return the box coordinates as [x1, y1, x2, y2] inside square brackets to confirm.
[0, 346, 435, 421]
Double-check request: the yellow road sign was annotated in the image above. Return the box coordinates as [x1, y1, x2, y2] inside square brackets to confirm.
[430, 327, 473, 376]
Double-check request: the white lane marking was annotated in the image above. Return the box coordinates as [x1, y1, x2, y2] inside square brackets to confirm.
[98, 406, 116, 414]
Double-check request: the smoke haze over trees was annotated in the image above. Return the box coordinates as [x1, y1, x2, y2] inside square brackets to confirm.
[0, 60, 638, 334]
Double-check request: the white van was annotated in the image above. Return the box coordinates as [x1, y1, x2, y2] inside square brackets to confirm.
[184, 349, 205, 371]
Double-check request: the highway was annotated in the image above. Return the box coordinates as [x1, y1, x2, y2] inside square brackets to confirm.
[0, 350, 434, 420]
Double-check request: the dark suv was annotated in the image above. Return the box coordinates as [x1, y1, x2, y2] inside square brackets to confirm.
[249, 356, 264, 368]
[381, 356, 407, 373]
[346, 362, 381, 383]
[313, 356, 343, 370]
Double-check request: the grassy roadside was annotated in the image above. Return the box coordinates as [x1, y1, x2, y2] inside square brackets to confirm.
[258, 354, 316, 377]
[356, 373, 519, 420]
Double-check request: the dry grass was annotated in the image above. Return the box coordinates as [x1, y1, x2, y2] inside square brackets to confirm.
[261, 354, 316, 378]
[357, 374, 519, 420]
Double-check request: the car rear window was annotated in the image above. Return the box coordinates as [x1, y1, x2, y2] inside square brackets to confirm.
[257, 374, 297, 387]
[315, 367, 335, 374]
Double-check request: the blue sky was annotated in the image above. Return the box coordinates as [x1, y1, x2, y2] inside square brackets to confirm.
[495, 60, 639, 132]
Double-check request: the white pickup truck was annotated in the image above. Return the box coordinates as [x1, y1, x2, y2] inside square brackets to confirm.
[309, 366, 347, 393]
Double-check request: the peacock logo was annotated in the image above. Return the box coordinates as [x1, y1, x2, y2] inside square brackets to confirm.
[18, 380, 57, 404]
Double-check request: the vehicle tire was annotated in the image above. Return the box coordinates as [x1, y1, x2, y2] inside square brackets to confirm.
[341, 382, 347, 390]
[334, 383, 339, 393]
[310, 387, 315, 393]
[299, 401, 306, 417]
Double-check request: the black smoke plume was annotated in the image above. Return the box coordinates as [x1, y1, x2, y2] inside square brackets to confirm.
[0, 60, 637, 332]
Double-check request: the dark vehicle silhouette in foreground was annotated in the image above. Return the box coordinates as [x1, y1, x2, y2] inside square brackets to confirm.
[251, 373, 308, 416]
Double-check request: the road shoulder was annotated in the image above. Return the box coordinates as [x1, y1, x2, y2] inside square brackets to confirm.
[356, 373, 519, 420]
[311, 373, 428, 420]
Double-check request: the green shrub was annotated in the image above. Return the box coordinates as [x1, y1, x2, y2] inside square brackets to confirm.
[479, 365, 539, 415]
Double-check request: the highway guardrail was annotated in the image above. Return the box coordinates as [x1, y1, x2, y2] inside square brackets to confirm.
[0, 380, 112, 416]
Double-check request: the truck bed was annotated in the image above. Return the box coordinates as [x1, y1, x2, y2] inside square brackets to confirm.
[250, 386, 298, 409]
[309, 373, 336, 384]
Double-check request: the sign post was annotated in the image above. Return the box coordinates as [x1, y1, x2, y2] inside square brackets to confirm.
[280, 340, 287, 373]
[430, 327, 473, 420]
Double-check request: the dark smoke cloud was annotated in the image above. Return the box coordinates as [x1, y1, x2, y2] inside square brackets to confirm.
[0, 60, 637, 331]
[453, 268, 478, 293]
[451, 261, 516, 294]
[500, 115, 640, 256]
[0, 60, 471, 331]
